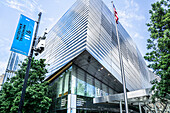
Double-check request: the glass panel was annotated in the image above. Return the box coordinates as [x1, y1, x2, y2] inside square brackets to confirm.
[71, 65, 76, 94]
[64, 71, 69, 95]
[56, 74, 64, 98]
[77, 68, 85, 96]
[109, 88, 114, 95]
[102, 83, 108, 96]
[86, 74, 94, 97]
[95, 79, 101, 97]
[71, 74, 77, 94]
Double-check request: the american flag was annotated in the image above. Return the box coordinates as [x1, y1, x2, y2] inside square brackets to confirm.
[113, 4, 119, 24]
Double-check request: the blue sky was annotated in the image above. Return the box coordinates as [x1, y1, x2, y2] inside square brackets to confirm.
[0, 0, 157, 75]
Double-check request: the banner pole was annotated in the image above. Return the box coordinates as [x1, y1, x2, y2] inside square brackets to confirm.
[111, 1, 129, 113]
[18, 12, 42, 113]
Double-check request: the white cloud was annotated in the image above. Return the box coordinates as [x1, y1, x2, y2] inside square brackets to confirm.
[42, 17, 59, 32]
[46, 17, 55, 22]
[1, 0, 44, 15]
[133, 32, 144, 39]
[55, 0, 60, 3]
[117, 0, 145, 29]
[4, 0, 24, 12]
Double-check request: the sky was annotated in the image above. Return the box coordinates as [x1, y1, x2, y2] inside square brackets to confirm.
[0, 0, 158, 75]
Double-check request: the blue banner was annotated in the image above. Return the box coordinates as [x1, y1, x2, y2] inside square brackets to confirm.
[10, 14, 35, 56]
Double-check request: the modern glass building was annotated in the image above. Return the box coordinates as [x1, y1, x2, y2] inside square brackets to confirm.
[39, 0, 155, 112]
[3, 52, 20, 84]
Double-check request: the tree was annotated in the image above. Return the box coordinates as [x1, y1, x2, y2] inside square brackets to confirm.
[0, 58, 51, 113]
[144, 0, 170, 104]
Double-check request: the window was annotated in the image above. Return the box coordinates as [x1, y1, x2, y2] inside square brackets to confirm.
[95, 79, 101, 97]
[63, 71, 69, 95]
[109, 88, 114, 95]
[56, 74, 64, 97]
[86, 74, 95, 97]
[102, 83, 108, 96]
[71, 66, 76, 94]
[77, 68, 86, 96]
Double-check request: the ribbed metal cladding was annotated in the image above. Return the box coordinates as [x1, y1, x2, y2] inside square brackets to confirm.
[39, 0, 152, 90]
[86, 0, 151, 91]
[40, 0, 89, 77]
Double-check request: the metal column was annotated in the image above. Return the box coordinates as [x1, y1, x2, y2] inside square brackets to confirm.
[139, 103, 142, 113]
[120, 101, 123, 113]
[67, 94, 77, 113]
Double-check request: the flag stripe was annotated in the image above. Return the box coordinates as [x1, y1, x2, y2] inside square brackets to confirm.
[112, 3, 119, 24]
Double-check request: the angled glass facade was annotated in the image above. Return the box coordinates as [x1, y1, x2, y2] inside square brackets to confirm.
[41, 0, 151, 90]
[39, 0, 89, 78]
[38, 0, 155, 112]
[86, 0, 151, 91]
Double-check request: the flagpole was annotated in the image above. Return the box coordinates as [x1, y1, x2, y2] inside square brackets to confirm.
[111, 1, 129, 113]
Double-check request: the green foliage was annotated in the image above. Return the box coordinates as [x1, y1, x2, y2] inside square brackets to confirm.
[0, 58, 51, 113]
[144, 0, 170, 103]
